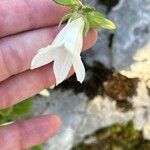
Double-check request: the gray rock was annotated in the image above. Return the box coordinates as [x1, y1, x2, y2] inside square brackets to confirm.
[110, 0, 150, 86]
[143, 121, 150, 140]
[130, 82, 150, 131]
[83, 30, 112, 68]
[85, 0, 150, 87]
[33, 90, 134, 150]
[110, 0, 150, 135]
[85, 0, 98, 7]
[32, 82, 150, 150]
[83, 1, 112, 68]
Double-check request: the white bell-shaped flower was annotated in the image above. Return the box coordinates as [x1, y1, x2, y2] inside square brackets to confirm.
[31, 17, 85, 85]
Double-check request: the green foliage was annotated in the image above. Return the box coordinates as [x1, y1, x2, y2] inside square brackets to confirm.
[0, 98, 33, 124]
[31, 145, 43, 150]
[73, 122, 150, 150]
[53, 0, 79, 6]
[53, 0, 116, 34]
[82, 16, 90, 35]
[12, 98, 33, 116]
[85, 11, 116, 30]
[82, 4, 95, 12]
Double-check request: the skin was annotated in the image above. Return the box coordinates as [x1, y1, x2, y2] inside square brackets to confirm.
[0, 0, 97, 150]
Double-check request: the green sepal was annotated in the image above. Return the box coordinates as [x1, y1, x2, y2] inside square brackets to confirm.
[82, 16, 90, 35]
[59, 12, 74, 26]
[0, 107, 13, 116]
[82, 4, 95, 12]
[53, 0, 79, 7]
[85, 11, 116, 30]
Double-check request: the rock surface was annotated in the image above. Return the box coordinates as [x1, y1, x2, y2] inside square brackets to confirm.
[33, 82, 150, 150]
[110, 0, 150, 87]
[33, 90, 134, 150]
[85, 0, 150, 87]
[83, 0, 112, 68]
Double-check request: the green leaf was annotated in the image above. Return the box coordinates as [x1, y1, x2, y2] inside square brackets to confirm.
[31, 145, 43, 150]
[0, 98, 33, 125]
[82, 16, 90, 35]
[53, 0, 79, 6]
[82, 4, 95, 12]
[85, 11, 116, 30]
[12, 97, 33, 116]
[0, 107, 13, 116]
[59, 12, 74, 26]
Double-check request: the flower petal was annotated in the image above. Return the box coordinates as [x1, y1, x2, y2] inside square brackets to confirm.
[53, 45, 72, 85]
[65, 18, 84, 54]
[31, 46, 55, 69]
[52, 17, 85, 54]
[72, 56, 85, 83]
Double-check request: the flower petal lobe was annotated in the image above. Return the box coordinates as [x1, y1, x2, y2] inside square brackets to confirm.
[53, 46, 72, 85]
[72, 56, 85, 83]
[31, 47, 55, 69]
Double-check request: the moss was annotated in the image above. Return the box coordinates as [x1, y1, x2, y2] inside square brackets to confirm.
[72, 122, 150, 150]
[104, 73, 137, 101]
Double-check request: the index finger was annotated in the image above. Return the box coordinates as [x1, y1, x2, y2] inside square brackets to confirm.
[0, 0, 69, 37]
[0, 115, 61, 150]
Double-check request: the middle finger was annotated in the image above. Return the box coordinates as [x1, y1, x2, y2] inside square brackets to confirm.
[0, 26, 61, 82]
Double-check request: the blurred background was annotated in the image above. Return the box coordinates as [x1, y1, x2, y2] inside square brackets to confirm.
[1, 0, 150, 150]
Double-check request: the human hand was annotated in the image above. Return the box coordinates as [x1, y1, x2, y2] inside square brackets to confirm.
[0, 0, 97, 149]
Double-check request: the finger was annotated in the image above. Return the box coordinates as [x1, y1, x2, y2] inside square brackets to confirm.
[0, 26, 97, 82]
[0, 30, 97, 109]
[0, 0, 68, 37]
[0, 26, 58, 82]
[0, 115, 61, 150]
